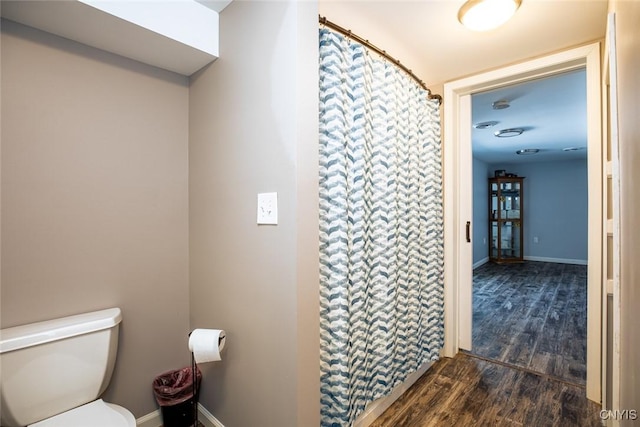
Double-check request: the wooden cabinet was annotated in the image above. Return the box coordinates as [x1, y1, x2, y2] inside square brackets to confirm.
[489, 177, 524, 263]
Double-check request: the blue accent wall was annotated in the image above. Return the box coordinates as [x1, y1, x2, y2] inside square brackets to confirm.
[473, 157, 490, 265]
[484, 159, 588, 263]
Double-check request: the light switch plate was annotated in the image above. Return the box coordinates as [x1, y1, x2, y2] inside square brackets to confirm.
[257, 192, 278, 225]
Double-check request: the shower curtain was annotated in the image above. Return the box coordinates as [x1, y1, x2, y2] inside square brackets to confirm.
[319, 28, 444, 426]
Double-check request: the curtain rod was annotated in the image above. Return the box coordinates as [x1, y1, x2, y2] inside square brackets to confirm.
[319, 15, 442, 105]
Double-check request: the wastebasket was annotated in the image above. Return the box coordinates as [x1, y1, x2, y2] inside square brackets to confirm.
[153, 366, 202, 427]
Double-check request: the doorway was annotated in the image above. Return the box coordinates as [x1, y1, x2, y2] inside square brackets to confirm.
[442, 42, 602, 402]
[469, 70, 589, 386]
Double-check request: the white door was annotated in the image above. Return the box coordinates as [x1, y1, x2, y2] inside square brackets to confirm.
[602, 12, 621, 419]
[458, 94, 473, 351]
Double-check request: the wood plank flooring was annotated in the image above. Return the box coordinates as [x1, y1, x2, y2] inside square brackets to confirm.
[369, 353, 602, 427]
[471, 261, 587, 386]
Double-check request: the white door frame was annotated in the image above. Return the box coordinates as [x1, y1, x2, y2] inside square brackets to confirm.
[442, 42, 603, 403]
[602, 12, 620, 420]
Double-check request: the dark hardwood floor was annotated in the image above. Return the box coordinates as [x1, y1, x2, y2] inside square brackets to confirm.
[472, 261, 587, 386]
[369, 353, 602, 427]
[368, 261, 595, 427]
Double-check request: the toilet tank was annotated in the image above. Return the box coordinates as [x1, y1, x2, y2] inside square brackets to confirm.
[0, 308, 123, 427]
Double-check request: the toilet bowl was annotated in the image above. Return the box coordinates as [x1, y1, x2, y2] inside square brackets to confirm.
[0, 308, 136, 426]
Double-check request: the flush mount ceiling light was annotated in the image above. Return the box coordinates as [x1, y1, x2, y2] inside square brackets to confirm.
[492, 99, 510, 110]
[563, 146, 586, 152]
[495, 128, 524, 137]
[473, 121, 499, 129]
[458, 0, 522, 32]
[516, 148, 539, 155]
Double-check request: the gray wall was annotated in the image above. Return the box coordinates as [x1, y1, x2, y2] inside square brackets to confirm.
[1, 20, 191, 417]
[188, 2, 320, 426]
[611, 0, 640, 422]
[1, 3, 320, 423]
[475, 159, 588, 264]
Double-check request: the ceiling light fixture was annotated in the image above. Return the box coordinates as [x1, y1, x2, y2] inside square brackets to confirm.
[492, 99, 510, 110]
[473, 121, 499, 129]
[458, 0, 522, 32]
[516, 148, 539, 155]
[495, 128, 524, 137]
[562, 146, 586, 152]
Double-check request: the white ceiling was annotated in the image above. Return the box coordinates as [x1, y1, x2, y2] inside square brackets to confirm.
[472, 69, 587, 164]
[318, 0, 608, 87]
[318, 1, 607, 163]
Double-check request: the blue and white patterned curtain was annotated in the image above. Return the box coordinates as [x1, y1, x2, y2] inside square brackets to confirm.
[319, 28, 445, 426]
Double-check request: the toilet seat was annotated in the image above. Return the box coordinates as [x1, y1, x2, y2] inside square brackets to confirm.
[29, 399, 135, 427]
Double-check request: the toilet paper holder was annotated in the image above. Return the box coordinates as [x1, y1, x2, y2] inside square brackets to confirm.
[188, 329, 226, 426]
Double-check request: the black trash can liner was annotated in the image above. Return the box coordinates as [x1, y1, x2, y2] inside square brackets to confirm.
[153, 366, 202, 427]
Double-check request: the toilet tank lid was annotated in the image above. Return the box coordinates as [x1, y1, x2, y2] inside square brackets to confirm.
[0, 308, 122, 354]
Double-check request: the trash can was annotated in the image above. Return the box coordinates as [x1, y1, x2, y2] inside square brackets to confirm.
[153, 366, 202, 427]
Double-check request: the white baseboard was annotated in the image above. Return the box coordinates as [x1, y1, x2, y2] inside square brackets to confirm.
[136, 404, 224, 427]
[473, 256, 587, 268]
[524, 256, 587, 265]
[198, 403, 225, 427]
[136, 409, 162, 427]
[352, 361, 433, 427]
[473, 257, 489, 269]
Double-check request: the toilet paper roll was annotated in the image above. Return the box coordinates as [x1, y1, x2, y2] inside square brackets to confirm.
[188, 328, 226, 363]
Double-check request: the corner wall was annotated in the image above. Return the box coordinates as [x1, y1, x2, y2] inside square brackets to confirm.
[188, 2, 320, 426]
[1, 20, 191, 417]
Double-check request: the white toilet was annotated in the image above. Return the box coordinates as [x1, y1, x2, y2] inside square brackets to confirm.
[0, 307, 136, 426]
